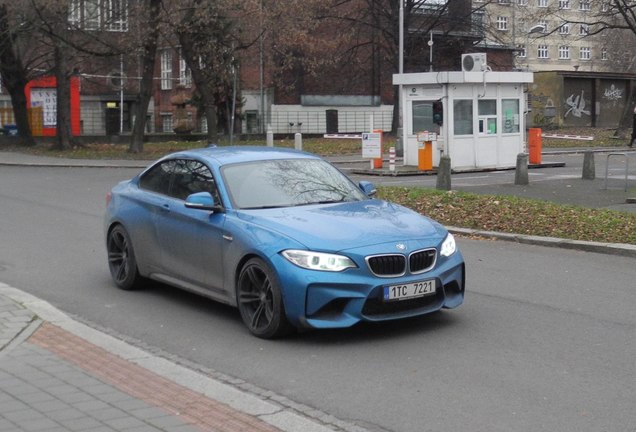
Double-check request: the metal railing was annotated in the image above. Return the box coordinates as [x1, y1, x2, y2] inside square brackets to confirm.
[1, 106, 394, 137]
[604, 152, 633, 191]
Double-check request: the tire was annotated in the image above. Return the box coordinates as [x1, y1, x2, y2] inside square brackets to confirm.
[237, 258, 293, 339]
[107, 225, 143, 291]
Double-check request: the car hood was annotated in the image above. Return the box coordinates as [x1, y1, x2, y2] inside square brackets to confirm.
[236, 199, 445, 252]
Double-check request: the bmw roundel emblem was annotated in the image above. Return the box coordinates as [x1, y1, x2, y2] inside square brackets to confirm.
[396, 243, 406, 251]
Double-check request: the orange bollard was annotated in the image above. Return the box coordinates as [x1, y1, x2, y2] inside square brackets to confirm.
[528, 128, 542, 165]
[418, 141, 433, 171]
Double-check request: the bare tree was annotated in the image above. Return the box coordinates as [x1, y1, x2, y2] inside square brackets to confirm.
[257, 0, 485, 133]
[0, 4, 36, 146]
[129, 0, 162, 153]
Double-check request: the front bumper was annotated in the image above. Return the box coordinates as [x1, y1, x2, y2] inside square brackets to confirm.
[271, 251, 465, 329]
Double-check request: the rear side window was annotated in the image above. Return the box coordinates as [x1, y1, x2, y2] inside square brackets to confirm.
[139, 160, 174, 195]
[139, 159, 219, 202]
[170, 159, 217, 200]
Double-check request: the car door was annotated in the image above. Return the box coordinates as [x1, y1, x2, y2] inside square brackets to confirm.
[135, 159, 177, 273]
[154, 159, 227, 294]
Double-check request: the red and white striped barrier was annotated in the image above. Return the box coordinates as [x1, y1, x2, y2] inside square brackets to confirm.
[541, 134, 593, 141]
[389, 146, 396, 173]
[323, 134, 362, 139]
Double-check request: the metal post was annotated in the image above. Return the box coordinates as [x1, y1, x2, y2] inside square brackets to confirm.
[120, 54, 124, 134]
[428, 32, 433, 72]
[397, 0, 404, 158]
[389, 146, 396, 174]
[259, 0, 264, 134]
[266, 124, 273, 147]
[230, 61, 237, 145]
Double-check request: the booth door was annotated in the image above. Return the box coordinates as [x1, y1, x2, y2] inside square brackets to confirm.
[406, 101, 438, 166]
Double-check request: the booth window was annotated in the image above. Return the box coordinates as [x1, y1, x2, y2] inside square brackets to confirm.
[411, 101, 435, 134]
[453, 100, 473, 135]
[478, 99, 497, 134]
[502, 99, 520, 133]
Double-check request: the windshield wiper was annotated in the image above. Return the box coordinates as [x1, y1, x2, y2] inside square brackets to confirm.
[241, 204, 286, 210]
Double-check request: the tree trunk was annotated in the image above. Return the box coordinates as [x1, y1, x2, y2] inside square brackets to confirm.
[52, 43, 76, 150]
[176, 5, 218, 143]
[177, 39, 218, 142]
[0, 5, 35, 146]
[129, 0, 162, 153]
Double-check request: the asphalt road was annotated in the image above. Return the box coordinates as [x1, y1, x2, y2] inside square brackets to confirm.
[0, 164, 635, 432]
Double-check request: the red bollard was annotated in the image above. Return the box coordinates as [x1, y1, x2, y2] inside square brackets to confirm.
[528, 128, 542, 165]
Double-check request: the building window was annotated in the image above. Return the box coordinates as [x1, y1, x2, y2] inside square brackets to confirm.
[518, 0, 528, 5]
[497, 16, 508, 31]
[105, 0, 128, 32]
[559, 22, 570, 34]
[68, 0, 81, 27]
[538, 45, 549, 58]
[161, 113, 173, 133]
[412, 101, 435, 135]
[453, 100, 473, 136]
[478, 100, 497, 135]
[579, 0, 590, 10]
[68, 0, 128, 31]
[539, 20, 548, 33]
[179, 52, 192, 88]
[502, 99, 520, 134]
[559, 0, 570, 8]
[602, 2, 609, 11]
[538, 0, 548, 6]
[580, 46, 591, 60]
[517, 44, 527, 58]
[161, 51, 173, 90]
[559, 45, 570, 59]
[84, 0, 100, 30]
[601, 48, 608, 60]
[580, 24, 589, 35]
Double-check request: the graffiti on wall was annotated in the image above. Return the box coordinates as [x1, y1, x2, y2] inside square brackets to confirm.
[529, 94, 557, 127]
[603, 84, 623, 103]
[564, 90, 591, 118]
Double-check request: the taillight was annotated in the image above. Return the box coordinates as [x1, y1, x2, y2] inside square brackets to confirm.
[106, 192, 112, 206]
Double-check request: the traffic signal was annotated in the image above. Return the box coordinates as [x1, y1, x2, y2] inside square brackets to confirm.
[433, 100, 443, 126]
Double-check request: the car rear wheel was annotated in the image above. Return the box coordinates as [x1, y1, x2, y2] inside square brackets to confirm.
[237, 258, 293, 339]
[107, 225, 143, 291]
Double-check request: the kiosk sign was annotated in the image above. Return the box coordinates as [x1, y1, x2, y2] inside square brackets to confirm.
[362, 132, 382, 159]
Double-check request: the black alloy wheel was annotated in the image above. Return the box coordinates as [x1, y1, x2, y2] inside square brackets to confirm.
[107, 225, 142, 290]
[237, 258, 293, 338]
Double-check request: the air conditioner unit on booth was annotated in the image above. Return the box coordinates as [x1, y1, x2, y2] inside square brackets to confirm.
[461, 53, 487, 72]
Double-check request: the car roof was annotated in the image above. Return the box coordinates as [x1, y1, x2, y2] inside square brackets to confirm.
[166, 146, 320, 167]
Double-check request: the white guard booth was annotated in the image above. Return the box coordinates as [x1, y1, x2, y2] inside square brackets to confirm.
[393, 70, 534, 171]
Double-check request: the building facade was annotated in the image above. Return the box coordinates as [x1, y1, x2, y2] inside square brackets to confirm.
[480, 0, 636, 73]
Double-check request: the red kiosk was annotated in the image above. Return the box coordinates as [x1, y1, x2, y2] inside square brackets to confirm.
[25, 76, 81, 137]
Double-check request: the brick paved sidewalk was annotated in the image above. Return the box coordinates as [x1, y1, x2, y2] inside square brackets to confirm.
[0, 285, 355, 432]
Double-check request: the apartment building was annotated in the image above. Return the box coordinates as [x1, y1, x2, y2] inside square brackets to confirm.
[481, 0, 636, 73]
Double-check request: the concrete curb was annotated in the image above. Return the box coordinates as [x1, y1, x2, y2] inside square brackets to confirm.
[449, 227, 636, 258]
[0, 283, 368, 432]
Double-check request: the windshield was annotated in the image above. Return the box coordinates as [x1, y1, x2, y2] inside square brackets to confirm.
[222, 158, 369, 209]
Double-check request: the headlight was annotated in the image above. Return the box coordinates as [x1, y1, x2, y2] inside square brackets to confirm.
[282, 250, 357, 272]
[440, 233, 457, 257]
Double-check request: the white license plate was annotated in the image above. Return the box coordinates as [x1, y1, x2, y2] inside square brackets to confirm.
[383, 279, 436, 301]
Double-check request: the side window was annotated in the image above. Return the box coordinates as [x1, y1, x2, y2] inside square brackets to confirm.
[139, 160, 175, 195]
[170, 159, 219, 201]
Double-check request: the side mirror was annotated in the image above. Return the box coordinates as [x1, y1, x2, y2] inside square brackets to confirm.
[185, 192, 224, 213]
[358, 181, 377, 197]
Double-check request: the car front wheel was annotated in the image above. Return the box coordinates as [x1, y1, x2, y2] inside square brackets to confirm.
[237, 258, 293, 339]
[107, 225, 143, 291]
